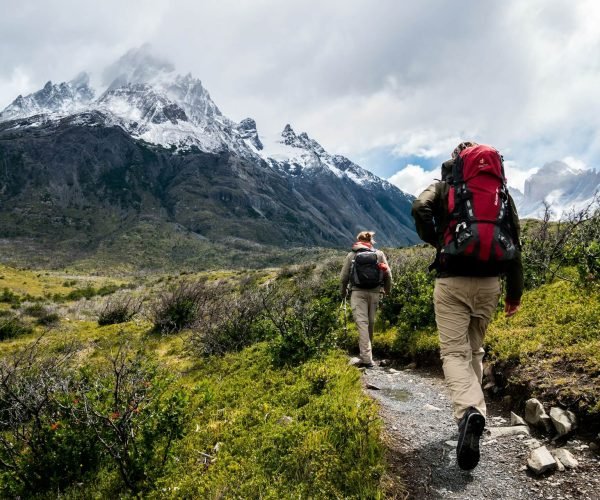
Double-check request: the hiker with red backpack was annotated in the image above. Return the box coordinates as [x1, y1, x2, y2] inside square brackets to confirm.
[340, 231, 392, 368]
[412, 141, 523, 471]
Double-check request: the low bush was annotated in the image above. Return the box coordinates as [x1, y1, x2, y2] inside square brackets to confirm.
[150, 281, 209, 333]
[0, 314, 32, 340]
[188, 284, 273, 356]
[264, 276, 339, 366]
[0, 340, 189, 497]
[98, 295, 142, 326]
[35, 311, 60, 327]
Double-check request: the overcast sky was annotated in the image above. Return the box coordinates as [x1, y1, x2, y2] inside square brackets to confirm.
[1, 0, 599, 193]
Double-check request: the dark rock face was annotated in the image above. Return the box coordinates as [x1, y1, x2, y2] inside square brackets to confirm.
[0, 117, 417, 263]
[236, 118, 263, 150]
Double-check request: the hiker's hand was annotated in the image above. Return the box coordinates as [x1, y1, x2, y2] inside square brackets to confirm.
[504, 301, 520, 318]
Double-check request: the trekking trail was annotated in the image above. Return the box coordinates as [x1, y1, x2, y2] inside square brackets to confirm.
[361, 364, 600, 500]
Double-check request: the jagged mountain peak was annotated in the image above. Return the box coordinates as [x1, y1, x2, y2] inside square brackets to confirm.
[0, 73, 94, 121]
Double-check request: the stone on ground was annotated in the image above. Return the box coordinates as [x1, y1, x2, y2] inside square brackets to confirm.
[423, 403, 442, 411]
[527, 446, 557, 475]
[487, 426, 530, 439]
[552, 448, 579, 469]
[549, 407, 577, 436]
[511, 411, 527, 426]
[348, 357, 361, 366]
[525, 398, 547, 426]
[555, 457, 565, 472]
[523, 438, 542, 450]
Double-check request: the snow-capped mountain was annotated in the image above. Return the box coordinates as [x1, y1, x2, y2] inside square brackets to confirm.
[0, 72, 94, 122]
[515, 161, 600, 219]
[0, 47, 417, 264]
[0, 46, 401, 196]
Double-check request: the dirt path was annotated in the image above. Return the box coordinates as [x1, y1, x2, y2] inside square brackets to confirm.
[363, 365, 600, 500]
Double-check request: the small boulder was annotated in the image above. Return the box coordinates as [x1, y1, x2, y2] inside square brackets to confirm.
[555, 457, 565, 472]
[278, 416, 294, 425]
[511, 412, 527, 426]
[487, 426, 530, 439]
[527, 446, 557, 475]
[552, 448, 578, 469]
[549, 407, 577, 436]
[365, 383, 381, 390]
[348, 357, 361, 366]
[423, 404, 442, 411]
[525, 398, 547, 426]
[444, 440, 458, 448]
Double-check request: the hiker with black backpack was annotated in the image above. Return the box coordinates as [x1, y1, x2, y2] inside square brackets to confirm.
[412, 141, 524, 471]
[340, 231, 392, 368]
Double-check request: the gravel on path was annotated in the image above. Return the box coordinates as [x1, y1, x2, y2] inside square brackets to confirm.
[363, 365, 600, 500]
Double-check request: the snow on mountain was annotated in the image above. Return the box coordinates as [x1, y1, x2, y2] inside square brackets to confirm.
[0, 72, 94, 121]
[0, 47, 393, 192]
[516, 160, 600, 219]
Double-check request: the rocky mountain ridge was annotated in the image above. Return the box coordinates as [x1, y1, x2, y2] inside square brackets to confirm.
[0, 48, 417, 267]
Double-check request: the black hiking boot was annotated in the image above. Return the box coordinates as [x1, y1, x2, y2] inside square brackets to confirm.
[456, 407, 485, 470]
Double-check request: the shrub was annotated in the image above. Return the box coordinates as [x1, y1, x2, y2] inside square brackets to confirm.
[98, 295, 142, 326]
[188, 284, 273, 356]
[0, 314, 32, 340]
[378, 248, 436, 331]
[150, 281, 209, 333]
[0, 288, 20, 307]
[0, 341, 101, 498]
[0, 340, 189, 497]
[263, 277, 339, 366]
[78, 344, 189, 493]
[522, 199, 599, 288]
[36, 311, 60, 327]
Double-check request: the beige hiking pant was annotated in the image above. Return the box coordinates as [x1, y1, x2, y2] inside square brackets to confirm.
[350, 289, 380, 364]
[433, 276, 501, 420]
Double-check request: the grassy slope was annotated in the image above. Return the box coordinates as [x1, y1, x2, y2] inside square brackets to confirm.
[0, 265, 391, 499]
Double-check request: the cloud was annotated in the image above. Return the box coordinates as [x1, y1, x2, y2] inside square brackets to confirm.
[503, 161, 539, 193]
[388, 164, 437, 196]
[1, 0, 599, 181]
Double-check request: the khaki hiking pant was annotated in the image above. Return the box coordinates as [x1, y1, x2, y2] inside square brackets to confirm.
[433, 276, 501, 420]
[350, 289, 380, 364]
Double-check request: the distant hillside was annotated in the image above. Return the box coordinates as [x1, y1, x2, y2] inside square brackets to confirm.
[0, 47, 417, 268]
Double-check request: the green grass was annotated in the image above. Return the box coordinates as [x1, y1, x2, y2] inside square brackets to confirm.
[487, 280, 600, 415]
[0, 263, 390, 499]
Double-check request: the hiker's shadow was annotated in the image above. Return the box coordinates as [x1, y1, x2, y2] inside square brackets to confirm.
[396, 438, 478, 497]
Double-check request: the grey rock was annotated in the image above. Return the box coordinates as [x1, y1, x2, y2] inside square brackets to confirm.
[511, 412, 527, 426]
[549, 407, 577, 436]
[444, 440, 458, 448]
[525, 398, 548, 426]
[278, 416, 294, 425]
[555, 457, 565, 472]
[527, 446, 557, 475]
[423, 404, 442, 411]
[365, 383, 381, 390]
[523, 438, 542, 450]
[348, 357, 362, 366]
[487, 426, 530, 438]
[553, 448, 579, 469]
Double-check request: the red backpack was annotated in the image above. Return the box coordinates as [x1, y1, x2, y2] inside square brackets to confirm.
[441, 144, 517, 267]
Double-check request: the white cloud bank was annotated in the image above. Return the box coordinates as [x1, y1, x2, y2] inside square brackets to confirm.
[388, 165, 437, 196]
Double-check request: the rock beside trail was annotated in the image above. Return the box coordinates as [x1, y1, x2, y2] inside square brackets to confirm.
[348, 357, 361, 366]
[510, 412, 527, 426]
[549, 407, 577, 436]
[552, 448, 579, 469]
[524, 398, 553, 432]
[487, 426, 530, 439]
[523, 438, 542, 450]
[527, 446, 557, 475]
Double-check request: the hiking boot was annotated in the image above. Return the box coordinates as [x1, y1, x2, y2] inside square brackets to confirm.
[456, 407, 485, 470]
[357, 361, 375, 369]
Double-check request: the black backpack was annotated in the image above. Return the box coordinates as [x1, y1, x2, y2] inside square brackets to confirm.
[350, 249, 383, 289]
